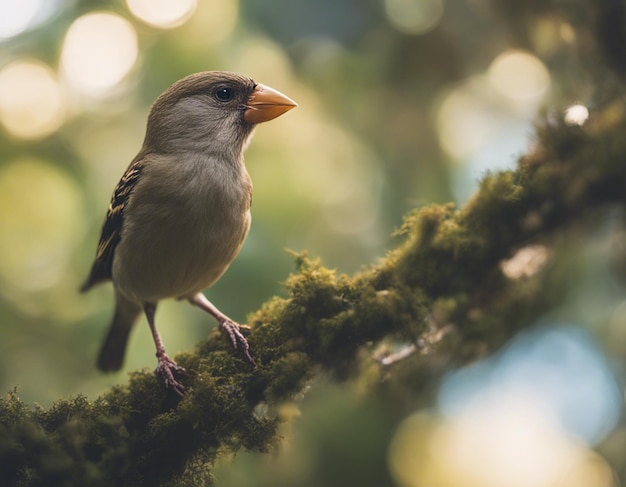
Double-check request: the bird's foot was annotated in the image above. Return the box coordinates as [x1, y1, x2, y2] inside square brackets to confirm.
[155, 354, 186, 396]
[219, 319, 255, 365]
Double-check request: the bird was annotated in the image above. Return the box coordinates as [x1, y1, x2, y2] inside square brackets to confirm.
[81, 71, 297, 395]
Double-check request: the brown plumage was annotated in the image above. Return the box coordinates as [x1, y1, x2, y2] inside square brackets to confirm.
[81, 71, 296, 394]
[81, 158, 145, 291]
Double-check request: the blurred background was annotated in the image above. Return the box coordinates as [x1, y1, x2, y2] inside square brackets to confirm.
[1, 0, 624, 486]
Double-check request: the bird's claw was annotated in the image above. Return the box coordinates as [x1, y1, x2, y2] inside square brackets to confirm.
[155, 355, 186, 396]
[219, 319, 255, 365]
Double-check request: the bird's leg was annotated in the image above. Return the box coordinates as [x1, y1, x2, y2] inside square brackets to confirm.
[188, 293, 255, 365]
[143, 302, 186, 396]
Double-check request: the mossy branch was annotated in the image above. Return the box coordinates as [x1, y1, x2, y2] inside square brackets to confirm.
[4, 0, 626, 482]
[2, 105, 626, 485]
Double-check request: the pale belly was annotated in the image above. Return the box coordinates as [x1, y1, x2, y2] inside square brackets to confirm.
[112, 206, 251, 303]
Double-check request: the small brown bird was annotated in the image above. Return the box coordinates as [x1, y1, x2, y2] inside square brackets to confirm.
[81, 71, 297, 395]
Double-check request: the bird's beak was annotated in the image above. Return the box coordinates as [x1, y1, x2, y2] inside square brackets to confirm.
[244, 84, 297, 124]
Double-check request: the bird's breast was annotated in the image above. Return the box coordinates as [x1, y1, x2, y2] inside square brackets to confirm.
[112, 153, 253, 302]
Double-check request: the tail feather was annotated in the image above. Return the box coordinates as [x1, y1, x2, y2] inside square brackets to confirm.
[97, 292, 142, 372]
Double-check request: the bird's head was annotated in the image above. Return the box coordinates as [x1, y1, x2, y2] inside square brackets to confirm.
[143, 71, 297, 156]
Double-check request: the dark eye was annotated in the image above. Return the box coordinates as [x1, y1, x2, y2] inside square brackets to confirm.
[215, 87, 234, 102]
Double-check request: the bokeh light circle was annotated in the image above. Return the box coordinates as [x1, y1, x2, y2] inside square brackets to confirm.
[388, 408, 616, 487]
[384, 0, 444, 35]
[564, 104, 589, 126]
[488, 50, 550, 100]
[0, 159, 85, 292]
[0, 60, 66, 139]
[60, 12, 138, 96]
[126, 0, 196, 29]
[436, 79, 497, 160]
[0, 0, 43, 38]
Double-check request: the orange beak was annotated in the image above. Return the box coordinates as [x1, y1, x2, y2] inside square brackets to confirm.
[243, 83, 297, 124]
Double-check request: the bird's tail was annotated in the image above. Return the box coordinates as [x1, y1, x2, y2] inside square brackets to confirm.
[97, 291, 142, 372]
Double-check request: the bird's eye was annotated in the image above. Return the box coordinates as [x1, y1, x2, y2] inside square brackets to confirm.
[215, 87, 234, 102]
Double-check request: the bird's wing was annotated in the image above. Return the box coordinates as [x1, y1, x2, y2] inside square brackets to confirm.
[80, 158, 145, 292]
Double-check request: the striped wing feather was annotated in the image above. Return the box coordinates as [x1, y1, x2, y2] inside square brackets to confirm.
[81, 158, 144, 292]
